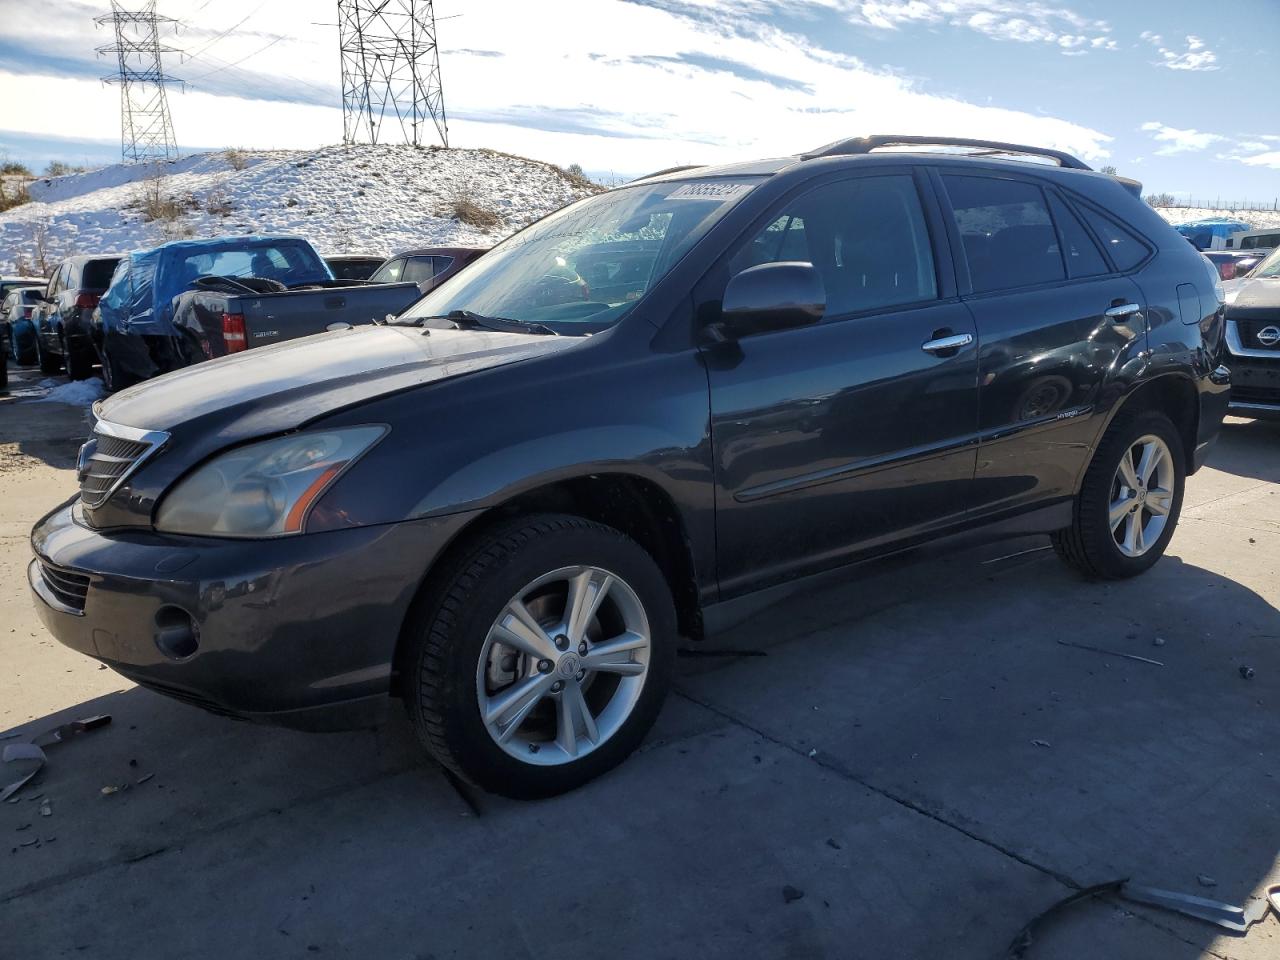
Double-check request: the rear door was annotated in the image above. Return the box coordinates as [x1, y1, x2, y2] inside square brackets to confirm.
[701, 169, 980, 596]
[937, 171, 1148, 515]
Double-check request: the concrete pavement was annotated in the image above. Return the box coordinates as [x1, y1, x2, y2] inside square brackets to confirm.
[2, 366, 1277, 959]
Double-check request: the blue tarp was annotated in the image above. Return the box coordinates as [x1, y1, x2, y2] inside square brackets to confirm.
[98, 236, 333, 336]
[1175, 218, 1252, 250]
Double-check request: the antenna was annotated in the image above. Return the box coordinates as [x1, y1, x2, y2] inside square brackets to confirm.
[94, 1, 183, 164]
[337, 0, 449, 148]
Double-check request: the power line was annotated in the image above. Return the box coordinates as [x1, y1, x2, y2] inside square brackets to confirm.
[337, 0, 449, 148]
[94, 0, 182, 164]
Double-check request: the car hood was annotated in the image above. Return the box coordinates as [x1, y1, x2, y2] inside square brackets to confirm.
[1225, 276, 1280, 314]
[99, 324, 579, 439]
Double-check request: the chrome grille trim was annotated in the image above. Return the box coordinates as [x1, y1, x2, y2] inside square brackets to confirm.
[78, 419, 170, 509]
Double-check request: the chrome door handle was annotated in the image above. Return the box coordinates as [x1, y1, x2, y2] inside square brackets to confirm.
[921, 332, 973, 354]
[1105, 302, 1142, 320]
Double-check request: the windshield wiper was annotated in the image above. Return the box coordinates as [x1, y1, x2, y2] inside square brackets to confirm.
[408, 309, 559, 336]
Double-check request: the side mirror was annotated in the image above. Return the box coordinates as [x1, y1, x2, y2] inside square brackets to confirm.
[716, 262, 824, 339]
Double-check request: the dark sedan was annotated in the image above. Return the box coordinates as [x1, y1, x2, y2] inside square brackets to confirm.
[369, 246, 487, 292]
[30, 136, 1227, 798]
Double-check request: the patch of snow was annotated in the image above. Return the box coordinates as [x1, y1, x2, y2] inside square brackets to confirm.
[36, 378, 105, 406]
[0, 145, 599, 273]
[1155, 207, 1280, 230]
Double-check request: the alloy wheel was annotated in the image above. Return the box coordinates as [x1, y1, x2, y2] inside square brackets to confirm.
[476, 564, 651, 765]
[1109, 433, 1175, 557]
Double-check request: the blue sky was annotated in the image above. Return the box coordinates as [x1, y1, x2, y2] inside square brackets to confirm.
[0, 0, 1276, 201]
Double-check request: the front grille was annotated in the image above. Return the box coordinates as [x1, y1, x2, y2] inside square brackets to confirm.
[38, 560, 90, 613]
[1235, 317, 1280, 351]
[1230, 386, 1280, 406]
[78, 422, 168, 508]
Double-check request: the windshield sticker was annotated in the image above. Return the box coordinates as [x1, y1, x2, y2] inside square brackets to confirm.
[666, 182, 753, 202]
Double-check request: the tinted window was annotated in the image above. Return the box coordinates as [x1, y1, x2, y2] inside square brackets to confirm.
[371, 259, 404, 283]
[432, 255, 454, 275]
[1075, 205, 1150, 270]
[1047, 193, 1107, 278]
[943, 175, 1064, 293]
[401, 256, 435, 284]
[82, 258, 120, 289]
[730, 175, 937, 316]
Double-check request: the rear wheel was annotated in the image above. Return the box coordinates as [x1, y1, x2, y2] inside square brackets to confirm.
[36, 336, 60, 375]
[1053, 410, 1185, 579]
[405, 514, 676, 799]
[63, 334, 94, 380]
[0, 347, 8, 391]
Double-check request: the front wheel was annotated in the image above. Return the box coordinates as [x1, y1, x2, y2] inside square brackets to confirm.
[1052, 409, 1185, 579]
[405, 514, 677, 799]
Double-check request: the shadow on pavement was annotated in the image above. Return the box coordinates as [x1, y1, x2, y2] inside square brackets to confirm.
[1212, 417, 1280, 484]
[2, 536, 1276, 958]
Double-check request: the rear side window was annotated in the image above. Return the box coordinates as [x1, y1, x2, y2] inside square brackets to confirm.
[1075, 205, 1150, 270]
[401, 256, 435, 284]
[1046, 193, 1107, 278]
[943, 175, 1064, 293]
[729, 174, 937, 317]
[82, 258, 120, 289]
[371, 259, 404, 283]
[432, 255, 454, 275]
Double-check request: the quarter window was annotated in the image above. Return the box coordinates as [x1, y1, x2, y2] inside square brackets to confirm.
[943, 175, 1064, 293]
[1047, 193, 1108, 278]
[1075, 204, 1150, 270]
[401, 256, 436, 284]
[730, 175, 937, 317]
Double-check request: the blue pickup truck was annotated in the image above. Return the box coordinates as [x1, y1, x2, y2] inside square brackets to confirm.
[95, 235, 422, 390]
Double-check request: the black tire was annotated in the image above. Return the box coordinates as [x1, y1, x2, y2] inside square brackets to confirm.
[404, 513, 677, 799]
[0, 348, 7, 392]
[36, 336, 60, 375]
[63, 335, 94, 380]
[1052, 409, 1185, 580]
[99, 342, 129, 393]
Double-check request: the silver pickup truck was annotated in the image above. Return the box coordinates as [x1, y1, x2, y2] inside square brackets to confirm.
[95, 235, 422, 390]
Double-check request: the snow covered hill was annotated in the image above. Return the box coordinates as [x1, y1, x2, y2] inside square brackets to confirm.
[1153, 206, 1280, 231]
[0, 145, 599, 274]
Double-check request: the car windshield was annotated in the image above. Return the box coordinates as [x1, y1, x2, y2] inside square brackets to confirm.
[399, 177, 763, 333]
[1250, 246, 1280, 279]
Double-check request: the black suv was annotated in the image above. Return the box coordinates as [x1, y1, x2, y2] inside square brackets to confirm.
[30, 136, 1229, 798]
[32, 255, 121, 379]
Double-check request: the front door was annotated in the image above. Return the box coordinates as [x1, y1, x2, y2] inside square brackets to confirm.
[700, 171, 980, 598]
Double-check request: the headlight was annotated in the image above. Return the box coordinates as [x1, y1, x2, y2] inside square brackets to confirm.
[155, 426, 386, 537]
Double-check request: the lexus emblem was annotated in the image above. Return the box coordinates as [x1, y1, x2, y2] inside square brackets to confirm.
[1257, 326, 1280, 347]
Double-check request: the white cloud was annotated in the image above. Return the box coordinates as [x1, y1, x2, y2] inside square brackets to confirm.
[848, 1, 1116, 54]
[1140, 121, 1225, 155]
[1237, 152, 1280, 170]
[1144, 33, 1220, 72]
[0, 0, 1115, 172]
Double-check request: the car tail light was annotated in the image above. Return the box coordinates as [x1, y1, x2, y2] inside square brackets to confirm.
[1218, 263, 1236, 281]
[222, 312, 247, 352]
[74, 291, 100, 309]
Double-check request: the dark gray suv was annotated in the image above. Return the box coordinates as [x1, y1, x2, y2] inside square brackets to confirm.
[30, 136, 1230, 798]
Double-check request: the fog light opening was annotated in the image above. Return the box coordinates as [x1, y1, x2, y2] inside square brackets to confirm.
[154, 606, 200, 660]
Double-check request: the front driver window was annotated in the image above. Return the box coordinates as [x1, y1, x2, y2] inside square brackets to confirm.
[729, 175, 937, 317]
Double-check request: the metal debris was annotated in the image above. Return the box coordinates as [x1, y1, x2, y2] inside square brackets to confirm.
[1006, 880, 1123, 959]
[1122, 883, 1270, 934]
[1056, 639, 1165, 667]
[1, 743, 47, 803]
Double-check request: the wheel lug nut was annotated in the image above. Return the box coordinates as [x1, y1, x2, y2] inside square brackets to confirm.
[537, 659, 553, 673]
[576, 670, 585, 681]
[551, 680, 564, 693]
[555, 634, 569, 650]
[578, 641, 588, 654]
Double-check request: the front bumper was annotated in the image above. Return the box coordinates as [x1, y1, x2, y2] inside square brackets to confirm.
[29, 502, 477, 730]
[1223, 358, 1280, 420]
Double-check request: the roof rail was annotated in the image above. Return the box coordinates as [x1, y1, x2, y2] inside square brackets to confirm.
[629, 164, 706, 183]
[802, 135, 1091, 170]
